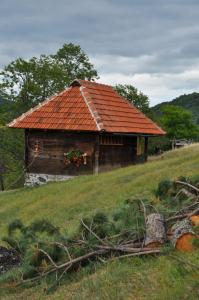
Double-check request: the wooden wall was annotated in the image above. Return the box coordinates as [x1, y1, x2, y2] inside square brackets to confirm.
[98, 136, 137, 172]
[25, 130, 96, 175]
[25, 130, 148, 176]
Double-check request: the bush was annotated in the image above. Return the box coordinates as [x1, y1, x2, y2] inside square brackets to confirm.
[155, 179, 174, 200]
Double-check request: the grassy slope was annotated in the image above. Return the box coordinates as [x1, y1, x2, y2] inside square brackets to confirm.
[0, 144, 199, 299]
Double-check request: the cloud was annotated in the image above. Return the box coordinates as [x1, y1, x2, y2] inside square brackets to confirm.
[99, 70, 199, 106]
[0, 0, 199, 104]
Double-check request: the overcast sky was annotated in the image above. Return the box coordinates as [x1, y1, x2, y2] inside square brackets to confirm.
[1, 0, 199, 105]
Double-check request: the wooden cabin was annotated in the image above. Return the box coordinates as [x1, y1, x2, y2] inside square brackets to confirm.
[8, 80, 165, 186]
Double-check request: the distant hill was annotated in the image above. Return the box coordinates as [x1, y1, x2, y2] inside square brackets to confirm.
[153, 92, 199, 124]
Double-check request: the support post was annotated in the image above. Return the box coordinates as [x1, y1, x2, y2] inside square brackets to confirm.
[24, 129, 29, 172]
[144, 137, 148, 162]
[94, 135, 99, 174]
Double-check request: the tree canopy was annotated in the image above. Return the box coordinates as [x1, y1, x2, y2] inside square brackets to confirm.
[160, 105, 199, 139]
[115, 84, 150, 115]
[0, 43, 98, 121]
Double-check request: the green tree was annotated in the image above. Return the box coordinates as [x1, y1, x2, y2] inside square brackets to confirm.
[115, 84, 150, 114]
[161, 105, 199, 139]
[0, 43, 98, 121]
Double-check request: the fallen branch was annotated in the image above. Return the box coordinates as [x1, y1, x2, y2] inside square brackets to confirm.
[174, 201, 199, 215]
[16, 246, 161, 287]
[109, 249, 161, 261]
[187, 207, 199, 218]
[37, 248, 58, 267]
[17, 249, 108, 286]
[175, 181, 199, 194]
[51, 242, 72, 261]
[166, 206, 199, 223]
[95, 245, 155, 253]
[81, 218, 108, 246]
[174, 188, 196, 201]
[166, 213, 188, 223]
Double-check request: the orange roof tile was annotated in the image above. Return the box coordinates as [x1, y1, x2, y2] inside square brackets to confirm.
[8, 79, 165, 135]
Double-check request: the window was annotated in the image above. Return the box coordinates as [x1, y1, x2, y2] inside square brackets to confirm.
[99, 135, 123, 145]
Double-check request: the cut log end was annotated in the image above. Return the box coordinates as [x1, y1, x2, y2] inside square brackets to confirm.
[175, 233, 196, 252]
[170, 219, 198, 252]
[190, 215, 199, 227]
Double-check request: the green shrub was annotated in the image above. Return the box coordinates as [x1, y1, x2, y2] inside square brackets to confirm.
[155, 179, 174, 199]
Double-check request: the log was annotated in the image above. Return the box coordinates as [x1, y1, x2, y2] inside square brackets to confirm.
[190, 215, 199, 227]
[144, 213, 166, 248]
[170, 219, 196, 252]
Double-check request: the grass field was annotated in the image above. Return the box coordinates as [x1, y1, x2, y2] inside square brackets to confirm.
[0, 144, 199, 299]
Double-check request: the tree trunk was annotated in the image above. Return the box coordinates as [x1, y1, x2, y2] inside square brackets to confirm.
[170, 219, 196, 252]
[145, 213, 166, 248]
[0, 174, 4, 191]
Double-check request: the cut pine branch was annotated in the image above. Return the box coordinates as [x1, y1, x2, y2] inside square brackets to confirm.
[175, 181, 199, 194]
[16, 246, 161, 287]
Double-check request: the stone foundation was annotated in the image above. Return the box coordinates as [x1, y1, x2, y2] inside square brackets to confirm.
[25, 173, 74, 187]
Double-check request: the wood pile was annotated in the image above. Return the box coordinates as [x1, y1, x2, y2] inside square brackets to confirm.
[165, 180, 199, 251]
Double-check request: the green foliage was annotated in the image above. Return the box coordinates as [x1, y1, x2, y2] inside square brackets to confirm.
[148, 135, 171, 155]
[8, 219, 24, 235]
[54, 44, 98, 83]
[112, 199, 145, 234]
[2, 236, 20, 250]
[0, 43, 98, 123]
[155, 176, 199, 217]
[28, 219, 60, 236]
[64, 150, 84, 161]
[3, 218, 68, 283]
[0, 127, 24, 190]
[80, 211, 114, 240]
[155, 179, 174, 199]
[160, 105, 199, 139]
[153, 92, 199, 124]
[115, 84, 150, 115]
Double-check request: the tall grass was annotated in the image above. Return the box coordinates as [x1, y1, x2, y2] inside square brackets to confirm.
[0, 144, 199, 299]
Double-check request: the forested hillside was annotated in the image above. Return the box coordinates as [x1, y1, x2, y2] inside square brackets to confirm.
[153, 93, 199, 124]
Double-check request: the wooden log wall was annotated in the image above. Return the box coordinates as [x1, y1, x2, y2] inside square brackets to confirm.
[25, 130, 149, 176]
[98, 135, 137, 172]
[25, 130, 96, 175]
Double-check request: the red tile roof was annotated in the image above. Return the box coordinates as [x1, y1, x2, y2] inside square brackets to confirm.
[8, 79, 165, 135]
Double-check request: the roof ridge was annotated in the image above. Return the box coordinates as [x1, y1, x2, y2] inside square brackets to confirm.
[80, 86, 104, 131]
[71, 79, 113, 89]
[7, 88, 71, 128]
